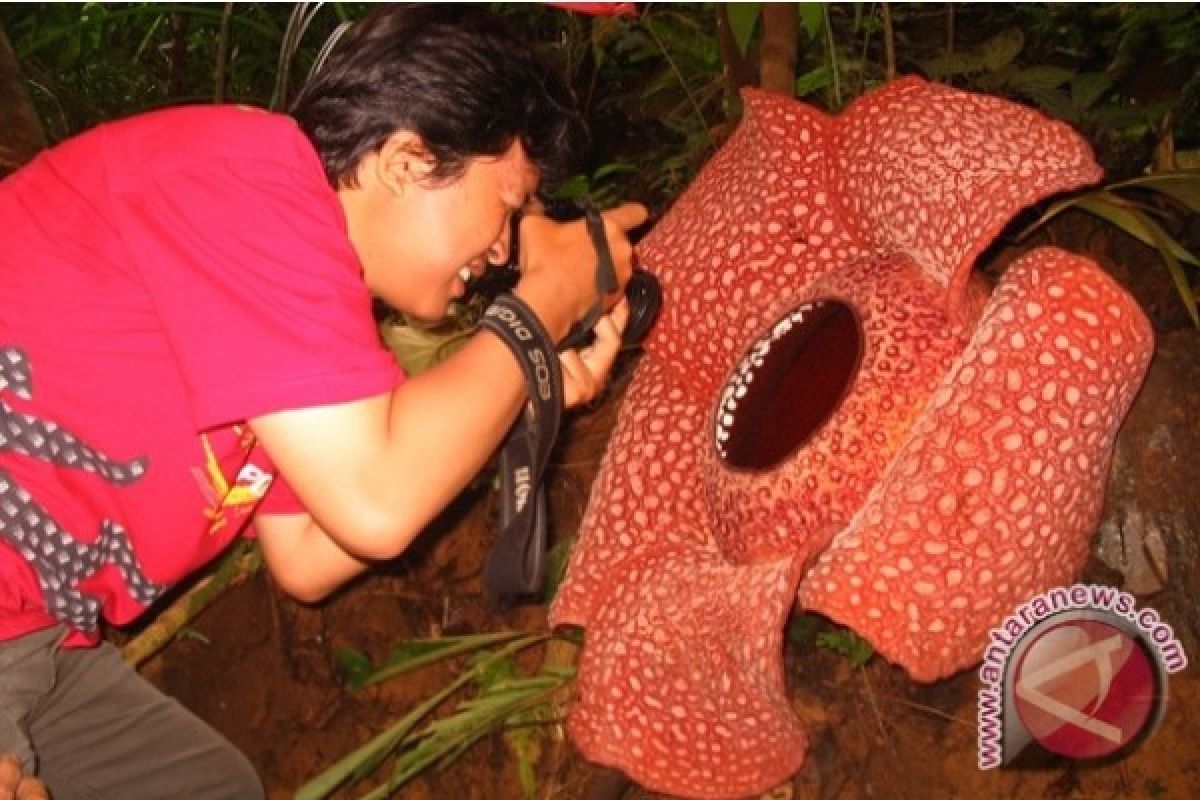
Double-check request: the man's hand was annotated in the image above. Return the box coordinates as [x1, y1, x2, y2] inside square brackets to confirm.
[0, 755, 49, 800]
[248, 201, 646, 568]
[560, 298, 629, 408]
[515, 202, 648, 341]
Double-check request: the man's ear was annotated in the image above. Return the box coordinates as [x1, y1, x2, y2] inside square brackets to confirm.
[376, 130, 436, 196]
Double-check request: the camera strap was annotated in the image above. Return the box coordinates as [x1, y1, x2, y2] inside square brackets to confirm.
[479, 292, 563, 597]
[559, 202, 619, 351]
[480, 201, 660, 598]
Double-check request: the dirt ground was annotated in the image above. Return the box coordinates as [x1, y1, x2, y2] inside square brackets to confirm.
[146, 562, 1200, 800]
[144, 561, 1200, 800]
[136, 216, 1200, 800]
[131, 351, 1199, 800]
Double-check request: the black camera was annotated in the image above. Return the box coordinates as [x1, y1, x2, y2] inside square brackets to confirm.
[492, 197, 661, 351]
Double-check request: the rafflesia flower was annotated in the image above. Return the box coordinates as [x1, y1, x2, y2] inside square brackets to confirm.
[549, 77, 1154, 798]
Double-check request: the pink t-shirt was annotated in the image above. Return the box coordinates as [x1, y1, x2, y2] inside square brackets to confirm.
[0, 105, 403, 645]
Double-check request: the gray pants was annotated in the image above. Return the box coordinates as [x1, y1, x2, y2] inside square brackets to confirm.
[0, 626, 263, 800]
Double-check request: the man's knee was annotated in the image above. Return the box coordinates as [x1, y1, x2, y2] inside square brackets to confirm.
[162, 726, 264, 800]
[0, 719, 35, 776]
[213, 745, 265, 800]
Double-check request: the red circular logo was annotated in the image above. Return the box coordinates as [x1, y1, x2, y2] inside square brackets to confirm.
[1012, 619, 1158, 760]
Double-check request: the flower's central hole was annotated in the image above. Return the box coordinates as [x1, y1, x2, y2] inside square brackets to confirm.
[715, 299, 862, 470]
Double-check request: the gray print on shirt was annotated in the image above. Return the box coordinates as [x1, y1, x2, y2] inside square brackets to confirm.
[0, 346, 166, 631]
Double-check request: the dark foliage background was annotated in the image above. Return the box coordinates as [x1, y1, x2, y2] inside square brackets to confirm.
[3, 3, 1198, 207]
[2, 5, 1199, 798]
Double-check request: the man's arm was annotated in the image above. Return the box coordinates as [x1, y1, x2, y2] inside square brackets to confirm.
[254, 511, 369, 602]
[248, 322, 527, 564]
[248, 204, 642, 579]
[253, 300, 631, 600]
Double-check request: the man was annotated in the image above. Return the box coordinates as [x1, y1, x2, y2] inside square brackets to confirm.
[0, 6, 644, 798]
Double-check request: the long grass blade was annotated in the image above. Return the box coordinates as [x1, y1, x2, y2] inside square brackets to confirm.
[358, 630, 538, 688]
[1133, 207, 1200, 327]
[359, 672, 571, 800]
[295, 634, 550, 800]
[293, 671, 463, 800]
[1072, 192, 1200, 268]
[1109, 171, 1200, 213]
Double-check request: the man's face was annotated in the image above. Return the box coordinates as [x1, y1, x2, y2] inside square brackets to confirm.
[344, 138, 539, 321]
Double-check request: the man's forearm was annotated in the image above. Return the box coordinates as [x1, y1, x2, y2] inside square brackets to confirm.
[255, 511, 371, 602]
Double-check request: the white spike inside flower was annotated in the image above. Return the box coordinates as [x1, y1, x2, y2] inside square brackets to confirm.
[713, 300, 826, 459]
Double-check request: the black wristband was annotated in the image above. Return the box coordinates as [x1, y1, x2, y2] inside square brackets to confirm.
[479, 292, 563, 414]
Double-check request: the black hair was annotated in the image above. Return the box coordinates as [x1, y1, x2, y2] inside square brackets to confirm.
[289, 4, 589, 189]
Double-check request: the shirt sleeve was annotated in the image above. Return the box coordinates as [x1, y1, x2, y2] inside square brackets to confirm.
[246, 440, 307, 537]
[112, 157, 403, 430]
[257, 469, 306, 517]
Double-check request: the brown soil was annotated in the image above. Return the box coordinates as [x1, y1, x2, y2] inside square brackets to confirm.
[142, 359, 636, 800]
[140, 213, 1200, 800]
[134, 357, 1200, 800]
[147, 557, 1200, 800]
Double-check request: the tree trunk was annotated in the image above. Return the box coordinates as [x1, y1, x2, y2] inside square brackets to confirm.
[715, 4, 756, 95]
[759, 3, 797, 96]
[166, 12, 191, 98]
[0, 25, 45, 176]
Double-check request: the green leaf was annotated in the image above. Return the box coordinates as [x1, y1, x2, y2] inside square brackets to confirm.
[363, 631, 535, 687]
[1009, 65, 1076, 94]
[1088, 104, 1154, 137]
[359, 652, 567, 799]
[920, 50, 990, 79]
[514, 737, 539, 800]
[590, 15, 627, 71]
[976, 62, 1018, 93]
[541, 536, 574, 603]
[919, 26, 1022, 80]
[726, 3, 761, 57]
[1020, 87, 1078, 123]
[177, 628, 210, 645]
[786, 614, 819, 646]
[334, 646, 374, 689]
[1126, 205, 1200, 327]
[469, 650, 520, 690]
[379, 321, 472, 376]
[1071, 71, 1114, 111]
[294, 673, 462, 800]
[1072, 192, 1200, 268]
[501, 687, 549, 800]
[551, 174, 591, 201]
[1111, 171, 1200, 214]
[297, 634, 550, 800]
[798, 2, 825, 41]
[794, 64, 833, 98]
[591, 161, 639, 181]
[1020, 186, 1200, 263]
[816, 629, 874, 668]
[979, 28, 1025, 72]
